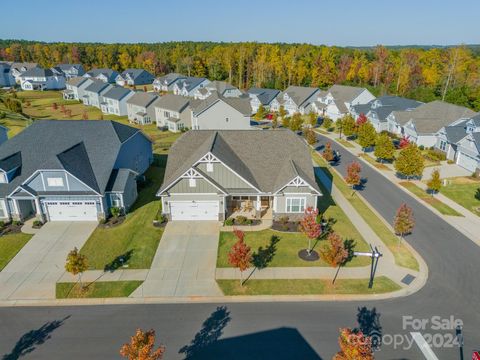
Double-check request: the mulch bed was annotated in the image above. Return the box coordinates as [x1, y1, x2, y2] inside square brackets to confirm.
[271, 221, 301, 233]
[99, 216, 126, 229]
[298, 249, 320, 261]
[153, 219, 168, 228]
[225, 219, 262, 227]
[0, 223, 23, 236]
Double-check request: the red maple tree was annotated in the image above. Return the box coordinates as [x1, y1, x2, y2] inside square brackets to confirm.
[228, 228, 251, 286]
[120, 328, 165, 360]
[356, 113, 368, 126]
[399, 136, 410, 149]
[394, 203, 415, 242]
[344, 161, 362, 193]
[334, 328, 374, 360]
[300, 206, 322, 254]
[323, 142, 335, 162]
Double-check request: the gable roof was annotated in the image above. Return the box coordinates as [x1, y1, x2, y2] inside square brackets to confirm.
[120, 68, 153, 80]
[353, 95, 423, 122]
[328, 84, 367, 103]
[56, 63, 83, 71]
[20, 67, 54, 78]
[190, 92, 252, 116]
[153, 93, 191, 113]
[105, 168, 137, 192]
[206, 81, 238, 95]
[11, 62, 39, 72]
[127, 92, 158, 108]
[158, 130, 320, 195]
[84, 80, 111, 94]
[85, 68, 119, 82]
[66, 76, 90, 87]
[281, 86, 320, 107]
[248, 88, 281, 106]
[443, 124, 468, 144]
[102, 86, 133, 101]
[0, 120, 145, 197]
[154, 73, 185, 86]
[175, 76, 208, 92]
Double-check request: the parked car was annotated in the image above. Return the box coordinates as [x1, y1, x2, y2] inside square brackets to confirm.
[266, 113, 273, 120]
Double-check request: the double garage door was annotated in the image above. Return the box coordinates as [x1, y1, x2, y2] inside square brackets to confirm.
[169, 201, 219, 221]
[44, 201, 98, 221]
[457, 152, 479, 172]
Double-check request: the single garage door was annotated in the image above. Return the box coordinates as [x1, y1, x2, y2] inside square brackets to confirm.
[44, 201, 98, 221]
[170, 201, 219, 221]
[457, 152, 479, 172]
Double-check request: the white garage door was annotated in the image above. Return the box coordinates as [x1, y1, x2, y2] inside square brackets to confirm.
[170, 201, 219, 221]
[44, 201, 98, 221]
[457, 152, 479, 172]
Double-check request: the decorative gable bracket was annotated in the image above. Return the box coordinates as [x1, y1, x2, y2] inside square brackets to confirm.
[287, 176, 309, 187]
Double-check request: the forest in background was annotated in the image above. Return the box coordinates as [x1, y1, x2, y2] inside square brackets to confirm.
[1, 40, 479, 111]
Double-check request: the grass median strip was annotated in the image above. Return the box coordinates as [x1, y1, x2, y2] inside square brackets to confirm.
[359, 153, 392, 171]
[217, 277, 400, 296]
[399, 182, 463, 217]
[312, 151, 419, 271]
[56, 281, 143, 299]
[336, 138, 355, 148]
[0, 233, 33, 271]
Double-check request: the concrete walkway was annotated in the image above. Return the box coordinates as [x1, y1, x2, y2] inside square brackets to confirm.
[130, 221, 222, 298]
[0, 221, 97, 300]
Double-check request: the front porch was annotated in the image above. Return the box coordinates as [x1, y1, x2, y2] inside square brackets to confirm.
[226, 195, 273, 220]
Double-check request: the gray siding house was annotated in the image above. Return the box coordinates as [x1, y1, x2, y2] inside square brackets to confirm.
[116, 69, 155, 86]
[63, 76, 93, 100]
[173, 76, 210, 97]
[83, 68, 119, 83]
[158, 130, 321, 221]
[52, 64, 85, 79]
[247, 88, 281, 113]
[82, 80, 113, 107]
[101, 86, 134, 116]
[154, 94, 191, 132]
[126, 92, 159, 125]
[270, 86, 321, 115]
[153, 73, 185, 92]
[0, 120, 153, 222]
[193, 81, 243, 100]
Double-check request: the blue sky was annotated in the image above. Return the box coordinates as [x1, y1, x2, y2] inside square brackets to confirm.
[1, 0, 478, 46]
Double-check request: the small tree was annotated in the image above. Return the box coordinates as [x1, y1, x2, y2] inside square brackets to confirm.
[279, 105, 286, 119]
[427, 168, 442, 196]
[143, 85, 148, 92]
[336, 117, 344, 139]
[271, 112, 278, 128]
[64, 109, 73, 118]
[320, 232, 348, 284]
[300, 207, 322, 254]
[334, 328, 374, 360]
[289, 112, 303, 131]
[304, 127, 317, 146]
[60, 104, 66, 114]
[394, 203, 415, 243]
[82, 110, 89, 120]
[394, 144, 425, 179]
[282, 116, 290, 128]
[475, 188, 480, 201]
[399, 136, 410, 149]
[228, 229, 252, 286]
[65, 247, 88, 289]
[254, 104, 266, 120]
[52, 102, 58, 110]
[120, 328, 165, 360]
[342, 115, 357, 139]
[345, 161, 362, 194]
[357, 122, 377, 151]
[308, 112, 317, 127]
[356, 113, 368, 127]
[374, 133, 396, 163]
[323, 142, 335, 162]
[322, 116, 333, 130]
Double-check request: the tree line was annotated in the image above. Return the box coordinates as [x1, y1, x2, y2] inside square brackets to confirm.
[1, 40, 480, 110]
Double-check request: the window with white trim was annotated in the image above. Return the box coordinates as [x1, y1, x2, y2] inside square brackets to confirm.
[286, 197, 306, 213]
[206, 163, 214, 172]
[189, 178, 196, 187]
[47, 177, 64, 187]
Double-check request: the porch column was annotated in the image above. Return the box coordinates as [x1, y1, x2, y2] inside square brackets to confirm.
[256, 196, 261, 211]
[34, 197, 42, 216]
[12, 199, 20, 220]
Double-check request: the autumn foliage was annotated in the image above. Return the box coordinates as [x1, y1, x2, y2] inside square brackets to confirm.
[394, 203, 415, 239]
[323, 142, 335, 162]
[356, 113, 368, 126]
[228, 228, 252, 285]
[399, 136, 410, 149]
[320, 232, 348, 268]
[300, 207, 322, 253]
[120, 328, 165, 360]
[345, 162, 362, 189]
[334, 328, 374, 360]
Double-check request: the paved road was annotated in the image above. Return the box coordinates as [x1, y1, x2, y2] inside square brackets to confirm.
[1, 135, 479, 359]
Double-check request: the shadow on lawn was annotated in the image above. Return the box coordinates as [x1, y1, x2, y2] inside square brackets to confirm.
[251, 235, 280, 270]
[104, 249, 134, 272]
[2, 316, 70, 360]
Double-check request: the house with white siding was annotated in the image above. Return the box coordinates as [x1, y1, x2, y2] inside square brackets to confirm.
[319, 84, 376, 121]
[10, 62, 39, 84]
[173, 76, 210, 97]
[152, 73, 185, 92]
[270, 86, 320, 115]
[83, 68, 119, 83]
[116, 69, 154, 86]
[100, 86, 134, 116]
[193, 81, 242, 100]
[19, 68, 66, 91]
[82, 80, 113, 107]
[126, 92, 158, 125]
[62, 76, 93, 100]
[247, 88, 281, 113]
[52, 64, 85, 79]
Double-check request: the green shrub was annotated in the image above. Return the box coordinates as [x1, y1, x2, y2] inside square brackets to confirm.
[99, 218, 107, 225]
[235, 215, 248, 225]
[0, 220, 4, 228]
[12, 220, 22, 226]
[424, 149, 447, 162]
[279, 216, 289, 225]
[110, 206, 121, 218]
[447, 159, 455, 164]
[33, 220, 43, 227]
[0, 112, 5, 119]
[224, 218, 234, 226]
[245, 219, 253, 225]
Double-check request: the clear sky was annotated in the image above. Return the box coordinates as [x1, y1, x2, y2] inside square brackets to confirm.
[1, 0, 478, 46]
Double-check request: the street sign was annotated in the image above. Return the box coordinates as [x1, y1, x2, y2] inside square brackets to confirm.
[472, 351, 480, 360]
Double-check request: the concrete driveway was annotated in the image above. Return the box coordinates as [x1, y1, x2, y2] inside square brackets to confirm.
[131, 221, 222, 297]
[0, 221, 97, 300]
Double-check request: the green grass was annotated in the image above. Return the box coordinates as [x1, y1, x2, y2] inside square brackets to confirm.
[441, 178, 480, 217]
[56, 281, 142, 299]
[80, 166, 165, 270]
[359, 153, 392, 171]
[400, 181, 463, 217]
[0, 233, 33, 271]
[312, 151, 419, 271]
[217, 276, 400, 296]
[336, 138, 355, 148]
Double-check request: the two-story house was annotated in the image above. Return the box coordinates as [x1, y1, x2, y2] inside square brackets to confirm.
[10, 62, 39, 84]
[116, 69, 155, 86]
[153, 94, 192, 132]
[82, 80, 113, 107]
[52, 64, 85, 79]
[62, 76, 93, 100]
[193, 81, 243, 100]
[173, 76, 210, 97]
[270, 86, 320, 115]
[319, 84, 376, 121]
[0, 62, 15, 87]
[0, 120, 152, 222]
[152, 73, 185, 92]
[83, 68, 119, 83]
[19, 68, 66, 91]
[247, 88, 281, 113]
[126, 92, 159, 125]
[100, 87, 134, 116]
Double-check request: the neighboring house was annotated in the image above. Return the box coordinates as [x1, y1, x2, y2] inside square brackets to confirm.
[190, 93, 253, 130]
[100, 86, 134, 116]
[152, 73, 185, 92]
[351, 96, 423, 132]
[0, 125, 8, 146]
[247, 88, 281, 113]
[126, 92, 158, 125]
[154, 94, 191, 132]
[52, 64, 85, 79]
[10, 62, 39, 84]
[270, 86, 320, 115]
[62, 76, 93, 100]
[0, 120, 153, 222]
[173, 76, 210, 97]
[83, 68, 119, 83]
[158, 130, 321, 221]
[19, 68, 66, 91]
[0, 62, 15, 87]
[116, 69, 155, 86]
[193, 80, 242, 100]
[388, 101, 476, 147]
[319, 84, 376, 121]
[455, 132, 480, 173]
[82, 80, 113, 107]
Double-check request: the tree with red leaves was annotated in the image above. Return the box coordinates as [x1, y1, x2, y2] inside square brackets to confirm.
[394, 203, 415, 243]
[345, 161, 362, 194]
[320, 232, 349, 283]
[300, 206, 322, 254]
[399, 136, 410, 149]
[334, 328, 374, 360]
[52, 102, 58, 110]
[228, 228, 251, 286]
[120, 328, 165, 360]
[60, 104, 66, 114]
[82, 110, 88, 120]
[323, 142, 335, 162]
[356, 113, 368, 127]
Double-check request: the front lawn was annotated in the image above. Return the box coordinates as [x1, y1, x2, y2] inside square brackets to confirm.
[0, 233, 33, 271]
[336, 138, 355, 148]
[217, 277, 400, 296]
[441, 177, 480, 217]
[312, 151, 419, 271]
[80, 166, 165, 270]
[400, 181, 463, 217]
[56, 281, 142, 299]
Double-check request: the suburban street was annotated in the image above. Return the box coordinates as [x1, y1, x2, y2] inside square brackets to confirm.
[0, 134, 479, 359]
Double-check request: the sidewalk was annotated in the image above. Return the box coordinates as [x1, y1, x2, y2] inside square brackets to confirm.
[316, 130, 480, 247]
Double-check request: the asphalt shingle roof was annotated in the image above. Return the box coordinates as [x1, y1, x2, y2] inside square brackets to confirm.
[153, 94, 191, 112]
[328, 84, 366, 103]
[248, 88, 281, 106]
[85, 80, 111, 93]
[102, 86, 132, 101]
[20, 68, 54, 78]
[105, 168, 137, 192]
[127, 92, 158, 108]
[66, 76, 89, 87]
[280, 86, 319, 107]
